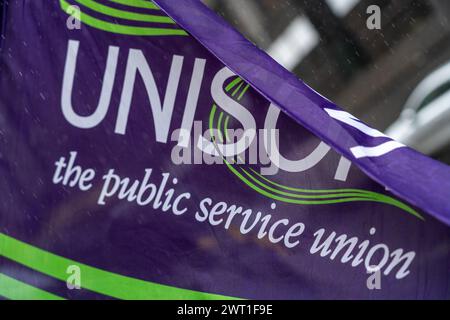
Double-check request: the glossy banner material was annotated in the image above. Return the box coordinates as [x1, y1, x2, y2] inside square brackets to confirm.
[0, 0, 449, 300]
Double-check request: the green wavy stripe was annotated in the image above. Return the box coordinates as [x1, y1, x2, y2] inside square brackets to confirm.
[209, 104, 218, 142]
[220, 106, 373, 196]
[217, 112, 225, 143]
[225, 78, 243, 91]
[0, 233, 238, 300]
[213, 114, 375, 204]
[0, 273, 65, 300]
[238, 84, 250, 100]
[249, 167, 377, 195]
[220, 109, 421, 212]
[219, 110, 379, 199]
[75, 0, 174, 24]
[223, 159, 382, 205]
[210, 108, 373, 205]
[224, 116, 231, 142]
[221, 110, 369, 196]
[232, 82, 244, 97]
[60, 0, 187, 36]
[240, 165, 423, 218]
[219, 110, 422, 219]
[240, 167, 380, 200]
[108, 0, 160, 10]
[211, 79, 423, 219]
[218, 136, 422, 215]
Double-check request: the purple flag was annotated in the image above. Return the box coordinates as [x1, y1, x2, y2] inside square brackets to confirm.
[0, 0, 449, 299]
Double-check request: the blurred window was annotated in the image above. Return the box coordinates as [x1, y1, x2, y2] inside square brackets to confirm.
[417, 80, 450, 111]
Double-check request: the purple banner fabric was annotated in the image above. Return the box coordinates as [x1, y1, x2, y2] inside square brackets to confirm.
[154, 0, 450, 227]
[0, 0, 449, 299]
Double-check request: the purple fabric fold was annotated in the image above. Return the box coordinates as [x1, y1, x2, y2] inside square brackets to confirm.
[154, 0, 450, 226]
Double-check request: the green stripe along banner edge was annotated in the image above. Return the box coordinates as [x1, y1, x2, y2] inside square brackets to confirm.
[0, 273, 65, 300]
[0, 233, 238, 300]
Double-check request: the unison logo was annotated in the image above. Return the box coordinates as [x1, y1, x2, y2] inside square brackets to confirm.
[59, 39, 423, 220]
[60, 0, 187, 36]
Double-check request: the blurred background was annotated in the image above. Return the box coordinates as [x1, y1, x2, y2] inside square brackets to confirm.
[204, 0, 450, 164]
